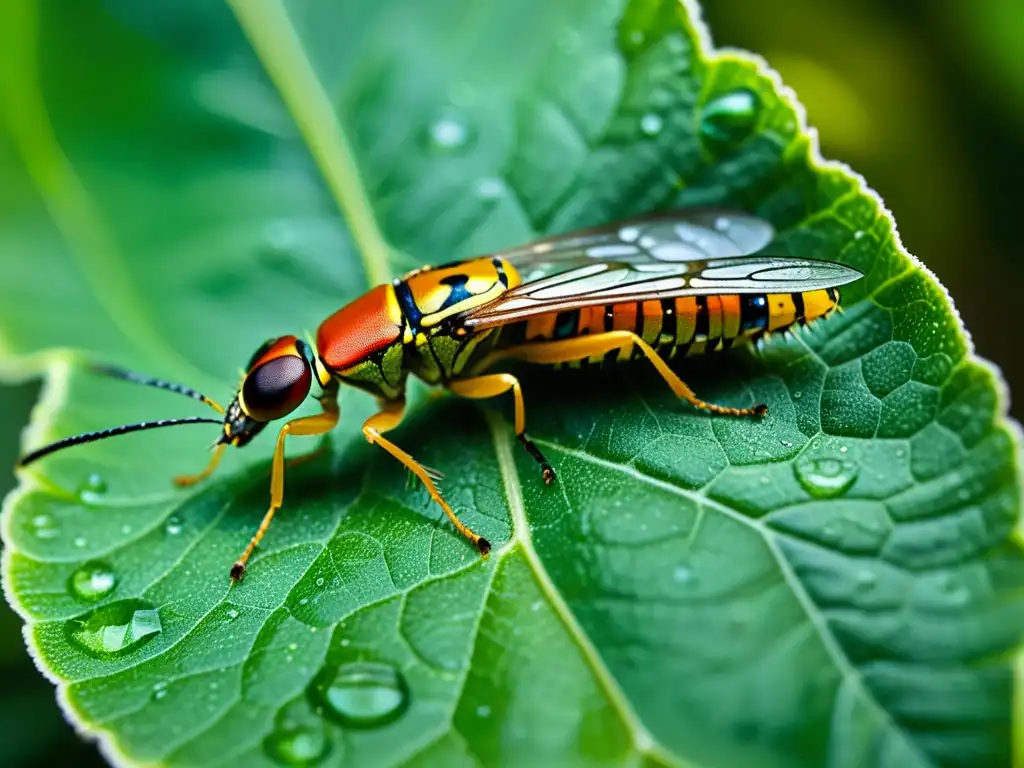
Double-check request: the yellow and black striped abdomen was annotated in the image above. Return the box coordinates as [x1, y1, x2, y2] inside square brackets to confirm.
[493, 288, 839, 365]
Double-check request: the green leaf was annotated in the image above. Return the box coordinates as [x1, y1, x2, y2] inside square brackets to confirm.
[1, 1, 1022, 767]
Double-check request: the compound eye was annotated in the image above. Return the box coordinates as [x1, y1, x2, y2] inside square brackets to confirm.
[241, 354, 312, 422]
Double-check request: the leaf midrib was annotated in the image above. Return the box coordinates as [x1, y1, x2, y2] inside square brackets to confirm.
[227, 0, 394, 288]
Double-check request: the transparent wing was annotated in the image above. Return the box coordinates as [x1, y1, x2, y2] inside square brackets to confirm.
[462, 255, 862, 329]
[498, 208, 776, 284]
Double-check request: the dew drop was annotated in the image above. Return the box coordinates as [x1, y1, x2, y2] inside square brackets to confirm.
[312, 661, 409, 729]
[793, 391, 802, 400]
[31, 513, 59, 539]
[165, 516, 183, 536]
[423, 112, 474, 154]
[69, 561, 118, 602]
[475, 177, 505, 200]
[77, 473, 108, 504]
[264, 721, 329, 766]
[640, 112, 663, 136]
[699, 89, 760, 151]
[713, 216, 731, 232]
[672, 566, 694, 584]
[856, 569, 877, 589]
[476, 704, 491, 718]
[794, 458, 859, 499]
[153, 681, 168, 701]
[619, 226, 640, 242]
[531, 600, 543, 613]
[315, 577, 325, 588]
[65, 599, 162, 658]
[853, 230, 865, 240]
[225, 608, 240, 621]
[74, 536, 88, 548]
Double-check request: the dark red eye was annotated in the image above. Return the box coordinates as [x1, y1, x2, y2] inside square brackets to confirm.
[241, 355, 311, 422]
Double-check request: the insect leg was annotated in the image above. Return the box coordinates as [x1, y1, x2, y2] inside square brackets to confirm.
[230, 395, 339, 581]
[174, 443, 227, 487]
[446, 374, 555, 484]
[362, 399, 491, 555]
[484, 330, 767, 418]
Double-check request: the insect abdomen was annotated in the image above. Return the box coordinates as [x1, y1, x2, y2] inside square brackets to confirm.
[499, 288, 839, 364]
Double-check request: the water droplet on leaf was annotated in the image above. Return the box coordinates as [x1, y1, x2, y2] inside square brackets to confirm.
[69, 561, 117, 601]
[475, 177, 504, 199]
[264, 721, 329, 766]
[476, 704, 491, 718]
[312, 661, 409, 729]
[640, 113, 663, 136]
[65, 599, 162, 657]
[165, 516, 183, 536]
[31, 513, 59, 539]
[77, 473, 108, 504]
[856, 569, 877, 589]
[424, 112, 474, 154]
[699, 89, 760, 150]
[673, 566, 694, 584]
[794, 457, 858, 499]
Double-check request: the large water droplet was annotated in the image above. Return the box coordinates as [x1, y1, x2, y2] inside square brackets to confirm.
[312, 661, 409, 729]
[699, 89, 760, 150]
[69, 561, 117, 602]
[640, 112, 663, 136]
[264, 721, 329, 766]
[794, 457, 858, 499]
[423, 112, 474, 154]
[65, 599, 162, 658]
[77, 473, 108, 505]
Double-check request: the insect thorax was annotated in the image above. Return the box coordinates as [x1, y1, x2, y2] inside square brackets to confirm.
[395, 256, 521, 383]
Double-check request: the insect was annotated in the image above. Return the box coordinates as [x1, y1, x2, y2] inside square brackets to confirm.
[17, 209, 861, 581]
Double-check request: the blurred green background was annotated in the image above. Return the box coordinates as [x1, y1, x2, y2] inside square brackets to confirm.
[1, 0, 1021, 764]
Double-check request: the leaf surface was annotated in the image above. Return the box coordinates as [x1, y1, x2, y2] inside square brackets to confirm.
[1, 1, 1022, 767]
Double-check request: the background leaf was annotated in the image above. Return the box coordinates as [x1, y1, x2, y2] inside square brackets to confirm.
[1, 1, 1022, 767]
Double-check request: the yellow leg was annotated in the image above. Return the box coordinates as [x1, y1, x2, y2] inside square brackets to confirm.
[476, 330, 767, 418]
[362, 399, 490, 555]
[447, 373, 555, 484]
[173, 443, 227, 487]
[230, 397, 339, 581]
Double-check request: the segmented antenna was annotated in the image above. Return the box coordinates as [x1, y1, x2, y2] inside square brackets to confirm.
[17, 417, 223, 467]
[88, 362, 225, 414]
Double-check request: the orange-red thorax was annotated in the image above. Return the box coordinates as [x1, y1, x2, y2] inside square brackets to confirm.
[317, 284, 404, 372]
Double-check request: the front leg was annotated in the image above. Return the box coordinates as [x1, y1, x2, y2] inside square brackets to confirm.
[362, 398, 491, 555]
[231, 394, 340, 581]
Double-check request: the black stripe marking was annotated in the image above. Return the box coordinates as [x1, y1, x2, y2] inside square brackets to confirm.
[792, 291, 806, 323]
[493, 257, 509, 288]
[393, 279, 423, 333]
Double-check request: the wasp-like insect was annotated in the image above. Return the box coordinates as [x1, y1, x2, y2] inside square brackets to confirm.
[18, 209, 861, 580]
